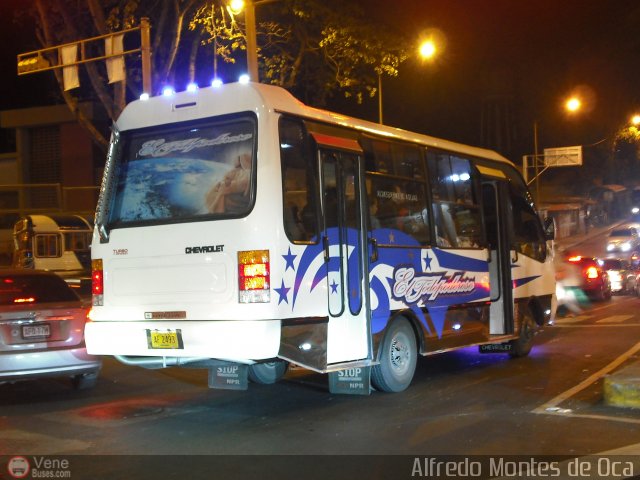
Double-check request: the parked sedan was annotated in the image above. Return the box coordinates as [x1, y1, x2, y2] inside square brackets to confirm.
[602, 258, 638, 294]
[0, 269, 101, 389]
[566, 255, 612, 301]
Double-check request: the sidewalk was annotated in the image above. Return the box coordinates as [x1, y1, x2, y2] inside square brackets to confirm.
[553, 220, 623, 252]
[552, 218, 640, 409]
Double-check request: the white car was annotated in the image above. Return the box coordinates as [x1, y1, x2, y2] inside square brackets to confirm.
[0, 269, 101, 389]
[606, 226, 640, 254]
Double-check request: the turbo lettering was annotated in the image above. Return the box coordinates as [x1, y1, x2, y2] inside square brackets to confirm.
[138, 133, 253, 157]
[392, 266, 476, 304]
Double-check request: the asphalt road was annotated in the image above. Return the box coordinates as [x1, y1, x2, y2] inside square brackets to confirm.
[2, 228, 640, 479]
[2, 292, 640, 479]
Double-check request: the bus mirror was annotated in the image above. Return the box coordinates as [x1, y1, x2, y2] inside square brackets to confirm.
[543, 217, 555, 241]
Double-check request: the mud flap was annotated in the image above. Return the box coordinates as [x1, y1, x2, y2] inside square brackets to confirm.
[208, 362, 249, 390]
[328, 366, 371, 395]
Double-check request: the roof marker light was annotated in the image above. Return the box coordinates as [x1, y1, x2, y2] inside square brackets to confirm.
[186, 82, 198, 93]
[162, 86, 175, 97]
[239, 74, 250, 84]
[211, 78, 223, 88]
[139, 92, 150, 101]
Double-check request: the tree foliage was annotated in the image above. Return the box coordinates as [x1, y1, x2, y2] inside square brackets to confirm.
[192, 0, 409, 106]
[26, 0, 408, 149]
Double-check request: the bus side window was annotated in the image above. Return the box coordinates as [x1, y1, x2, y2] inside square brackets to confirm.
[35, 234, 60, 258]
[513, 201, 546, 260]
[279, 117, 318, 243]
[502, 166, 547, 261]
[427, 151, 482, 249]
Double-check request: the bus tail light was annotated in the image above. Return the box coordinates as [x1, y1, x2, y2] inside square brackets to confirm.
[92, 258, 104, 306]
[238, 250, 270, 303]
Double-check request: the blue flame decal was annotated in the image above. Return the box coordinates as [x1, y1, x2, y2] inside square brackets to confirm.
[283, 227, 497, 339]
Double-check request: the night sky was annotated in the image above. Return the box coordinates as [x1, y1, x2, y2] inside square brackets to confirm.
[353, 0, 640, 162]
[2, 0, 640, 163]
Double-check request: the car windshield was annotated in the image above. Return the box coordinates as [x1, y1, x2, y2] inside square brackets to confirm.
[603, 260, 623, 270]
[610, 229, 634, 237]
[0, 274, 79, 306]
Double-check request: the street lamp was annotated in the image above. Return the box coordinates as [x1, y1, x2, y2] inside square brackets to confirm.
[229, 0, 279, 82]
[378, 38, 438, 125]
[565, 96, 581, 113]
[528, 95, 584, 201]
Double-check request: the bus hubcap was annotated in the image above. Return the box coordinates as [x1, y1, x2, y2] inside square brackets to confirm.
[390, 335, 410, 374]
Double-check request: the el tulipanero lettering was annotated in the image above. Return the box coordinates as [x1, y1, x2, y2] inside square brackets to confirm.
[185, 245, 224, 254]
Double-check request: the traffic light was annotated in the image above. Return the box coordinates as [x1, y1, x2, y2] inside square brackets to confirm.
[17, 53, 50, 75]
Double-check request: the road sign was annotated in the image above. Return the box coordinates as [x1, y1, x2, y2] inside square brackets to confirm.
[544, 145, 583, 166]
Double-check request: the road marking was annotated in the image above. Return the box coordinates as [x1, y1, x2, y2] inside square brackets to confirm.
[596, 314, 635, 324]
[1, 429, 90, 454]
[554, 324, 640, 328]
[599, 442, 640, 454]
[532, 340, 640, 425]
[554, 315, 592, 324]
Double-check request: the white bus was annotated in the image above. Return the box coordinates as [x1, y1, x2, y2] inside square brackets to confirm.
[12, 214, 93, 284]
[85, 82, 556, 394]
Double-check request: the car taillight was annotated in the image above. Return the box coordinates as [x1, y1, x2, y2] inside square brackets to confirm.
[238, 250, 270, 303]
[585, 266, 599, 279]
[92, 258, 104, 306]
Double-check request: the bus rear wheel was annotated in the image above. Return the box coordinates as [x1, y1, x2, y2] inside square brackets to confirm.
[248, 360, 289, 384]
[372, 318, 417, 393]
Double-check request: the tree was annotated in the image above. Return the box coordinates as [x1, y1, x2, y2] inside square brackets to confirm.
[192, 0, 409, 106]
[611, 124, 640, 185]
[25, 0, 409, 150]
[28, 0, 204, 149]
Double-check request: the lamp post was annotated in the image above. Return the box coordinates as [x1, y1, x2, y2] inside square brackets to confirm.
[378, 38, 438, 125]
[527, 95, 583, 202]
[229, 0, 279, 82]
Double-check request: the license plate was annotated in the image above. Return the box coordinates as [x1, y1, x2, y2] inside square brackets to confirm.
[22, 323, 51, 339]
[479, 343, 512, 353]
[146, 329, 184, 349]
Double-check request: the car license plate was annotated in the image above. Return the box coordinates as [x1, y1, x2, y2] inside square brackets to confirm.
[146, 329, 184, 349]
[479, 343, 512, 353]
[22, 323, 51, 339]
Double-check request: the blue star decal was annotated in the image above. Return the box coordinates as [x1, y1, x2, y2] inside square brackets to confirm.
[282, 247, 296, 271]
[274, 280, 290, 305]
[423, 252, 433, 271]
[330, 279, 339, 294]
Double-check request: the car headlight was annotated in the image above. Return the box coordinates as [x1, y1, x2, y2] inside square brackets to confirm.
[632, 207, 639, 214]
[607, 243, 615, 251]
[622, 242, 632, 252]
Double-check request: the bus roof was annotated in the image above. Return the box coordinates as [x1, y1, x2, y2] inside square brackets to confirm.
[117, 82, 512, 165]
[17, 215, 93, 232]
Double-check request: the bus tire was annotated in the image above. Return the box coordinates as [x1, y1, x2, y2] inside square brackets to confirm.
[371, 318, 417, 393]
[509, 306, 536, 358]
[248, 360, 289, 384]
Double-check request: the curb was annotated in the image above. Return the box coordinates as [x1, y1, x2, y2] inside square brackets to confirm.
[604, 363, 640, 409]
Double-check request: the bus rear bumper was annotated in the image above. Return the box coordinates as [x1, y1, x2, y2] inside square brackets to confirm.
[84, 319, 281, 363]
